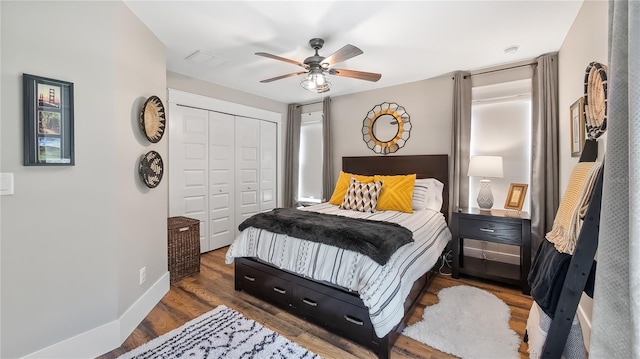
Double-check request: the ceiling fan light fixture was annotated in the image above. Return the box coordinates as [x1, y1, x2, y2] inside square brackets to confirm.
[300, 70, 331, 93]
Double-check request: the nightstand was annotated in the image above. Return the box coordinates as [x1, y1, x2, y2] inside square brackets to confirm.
[451, 207, 531, 294]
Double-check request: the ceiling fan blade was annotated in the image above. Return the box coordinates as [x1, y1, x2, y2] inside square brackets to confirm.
[260, 71, 307, 83]
[255, 52, 306, 68]
[321, 44, 363, 67]
[328, 68, 381, 82]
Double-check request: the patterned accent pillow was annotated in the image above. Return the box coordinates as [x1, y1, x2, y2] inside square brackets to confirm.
[329, 171, 374, 205]
[339, 177, 383, 213]
[412, 178, 445, 211]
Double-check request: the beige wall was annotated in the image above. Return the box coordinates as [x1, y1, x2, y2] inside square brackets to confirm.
[330, 76, 454, 179]
[557, 0, 609, 348]
[0, 1, 166, 357]
[167, 71, 287, 115]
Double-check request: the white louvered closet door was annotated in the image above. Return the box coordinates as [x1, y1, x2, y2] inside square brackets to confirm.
[234, 116, 260, 232]
[168, 104, 210, 252]
[208, 111, 235, 251]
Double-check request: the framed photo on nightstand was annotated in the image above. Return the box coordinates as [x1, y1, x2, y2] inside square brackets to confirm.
[504, 183, 528, 211]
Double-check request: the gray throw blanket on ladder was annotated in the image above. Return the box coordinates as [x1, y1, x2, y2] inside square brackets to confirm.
[238, 208, 413, 265]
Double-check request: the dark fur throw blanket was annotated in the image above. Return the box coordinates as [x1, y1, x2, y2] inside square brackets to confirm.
[238, 208, 413, 265]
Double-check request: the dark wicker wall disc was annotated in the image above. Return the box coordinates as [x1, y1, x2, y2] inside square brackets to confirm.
[138, 150, 164, 188]
[139, 96, 166, 143]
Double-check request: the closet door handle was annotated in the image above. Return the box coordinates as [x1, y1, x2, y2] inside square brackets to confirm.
[243, 275, 256, 282]
[273, 287, 286, 294]
[344, 315, 364, 326]
[302, 298, 318, 307]
[479, 228, 495, 233]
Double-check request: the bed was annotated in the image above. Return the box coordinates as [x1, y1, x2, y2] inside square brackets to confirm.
[226, 155, 451, 359]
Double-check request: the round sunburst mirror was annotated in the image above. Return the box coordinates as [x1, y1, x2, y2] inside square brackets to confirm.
[362, 102, 411, 155]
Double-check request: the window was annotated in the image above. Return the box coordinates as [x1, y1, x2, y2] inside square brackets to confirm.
[467, 77, 532, 265]
[470, 79, 532, 213]
[298, 111, 323, 204]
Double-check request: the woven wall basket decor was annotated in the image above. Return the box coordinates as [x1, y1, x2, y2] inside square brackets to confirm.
[138, 150, 164, 188]
[139, 96, 166, 143]
[583, 62, 608, 140]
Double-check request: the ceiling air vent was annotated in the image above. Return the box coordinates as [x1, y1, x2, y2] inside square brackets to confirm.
[185, 50, 227, 68]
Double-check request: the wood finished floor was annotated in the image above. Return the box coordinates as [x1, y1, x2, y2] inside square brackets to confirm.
[98, 248, 532, 359]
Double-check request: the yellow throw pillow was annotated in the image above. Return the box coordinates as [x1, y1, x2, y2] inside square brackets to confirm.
[329, 171, 374, 205]
[374, 174, 417, 213]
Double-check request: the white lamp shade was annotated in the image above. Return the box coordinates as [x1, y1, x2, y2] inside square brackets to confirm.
[467, 155, 504, 178]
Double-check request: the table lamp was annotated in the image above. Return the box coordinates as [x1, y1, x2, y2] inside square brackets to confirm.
[467, 155, 503, 210]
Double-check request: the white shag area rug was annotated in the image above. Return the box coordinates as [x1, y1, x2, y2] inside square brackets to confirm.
[117, 305, 320, 359]
[403, 285, 520, 359]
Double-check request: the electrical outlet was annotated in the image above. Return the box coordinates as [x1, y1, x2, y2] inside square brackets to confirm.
[139, 267, 146, 285]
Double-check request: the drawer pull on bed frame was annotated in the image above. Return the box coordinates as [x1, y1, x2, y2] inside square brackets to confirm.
[344, 315, 364, 326]
[302, 298, 318, 307]
[243, 275, 256, 282]
[479, 228, 495, 233]
[273, 287, 287, 294]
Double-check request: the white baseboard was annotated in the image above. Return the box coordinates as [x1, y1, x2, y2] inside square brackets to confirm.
[22, 320, 120, 359]
[577, 302, 592, 351]
[120, 272, 170, 342]
[464, 246, 521, 265]
[22, 272, 169, 359]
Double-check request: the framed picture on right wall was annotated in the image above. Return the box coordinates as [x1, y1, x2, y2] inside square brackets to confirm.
[570, 97, 585, 157]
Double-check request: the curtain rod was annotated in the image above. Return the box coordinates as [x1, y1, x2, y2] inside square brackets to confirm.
[296, 100, 323, 108]
[462, 61, 538, 79]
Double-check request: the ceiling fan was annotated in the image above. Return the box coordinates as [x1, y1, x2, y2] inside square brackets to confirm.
[256, 38, 382, 93]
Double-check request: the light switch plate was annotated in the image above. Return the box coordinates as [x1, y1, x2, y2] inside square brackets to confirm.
[0, 173, 15, 195]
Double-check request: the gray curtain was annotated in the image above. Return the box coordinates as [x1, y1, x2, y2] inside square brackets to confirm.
[449, 71, 472, 218]
[322, 97, 334, 201]
[284, 103, 301, 207]
[530, 53, 560, 258]
[590, 1, 639, 357]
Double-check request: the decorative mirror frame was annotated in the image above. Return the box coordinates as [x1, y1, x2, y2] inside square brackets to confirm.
[362, 102, 411, 155]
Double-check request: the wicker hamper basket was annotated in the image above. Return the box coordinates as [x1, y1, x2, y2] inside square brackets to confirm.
[167, 216, 200, 283]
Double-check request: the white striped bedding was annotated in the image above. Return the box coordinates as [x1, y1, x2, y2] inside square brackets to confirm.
[225, 202, 451, 338]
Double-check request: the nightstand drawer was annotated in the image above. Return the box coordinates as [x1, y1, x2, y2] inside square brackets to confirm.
[458, 218, 521, 245]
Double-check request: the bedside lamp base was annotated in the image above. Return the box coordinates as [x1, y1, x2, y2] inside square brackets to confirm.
[477, 179, 494, 210]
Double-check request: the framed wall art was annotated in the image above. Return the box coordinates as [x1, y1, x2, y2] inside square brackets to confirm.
[504, 183, 528, 211]
[23, 74, 74, 166]
[569, 97, 585, 157]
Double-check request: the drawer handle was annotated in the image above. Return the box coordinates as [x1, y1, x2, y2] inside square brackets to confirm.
[344, 315, 364, 326]
[178, 227, 190, 232]
[243, 275, 256, 282]
[479, 228, 495, 233]
[302, 298, 318, 307]
[273, 287, 286, 294]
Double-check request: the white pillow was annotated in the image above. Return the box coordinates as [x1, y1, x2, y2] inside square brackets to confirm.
[412, 178, 444, 212]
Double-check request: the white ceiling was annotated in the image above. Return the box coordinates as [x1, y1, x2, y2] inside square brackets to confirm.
[123, 0, 584, 104]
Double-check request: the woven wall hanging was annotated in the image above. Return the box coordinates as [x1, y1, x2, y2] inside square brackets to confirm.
[583, 62, 608, 140]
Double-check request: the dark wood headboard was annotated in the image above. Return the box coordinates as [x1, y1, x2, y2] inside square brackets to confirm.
[342, 155, 449, 220]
